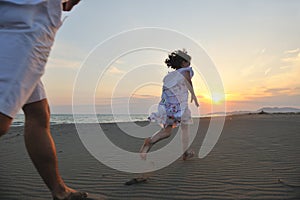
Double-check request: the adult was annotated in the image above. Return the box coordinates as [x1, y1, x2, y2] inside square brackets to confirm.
[0, 0, 97, 199]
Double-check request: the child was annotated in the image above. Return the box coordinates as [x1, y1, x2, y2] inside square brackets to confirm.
[140, 49, 199, 160]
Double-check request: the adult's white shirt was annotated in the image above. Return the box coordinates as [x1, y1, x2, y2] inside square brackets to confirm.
[0, 0, 47, 5]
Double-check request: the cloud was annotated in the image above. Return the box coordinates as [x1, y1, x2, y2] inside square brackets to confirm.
[107, 66, 125, 75]
[279, 65, 291, 70]
[47, 40, 87, 69]
[281, 52, 300, 64]
[114, 60, 125, 65]
[95, 95, 159, 105]
[281, 49, 300, 69]
[284, 48, 300, 54]
[264, 67, 272, 75]
[47, 57, 81, 69]
[226, 94, 300, 112]
[196, 95, 205, 99]
[130, 94, 159, 99]
[93, 95, 161, 114]
[264, 88, 291, 95]
[241, 64, 256, 77]
[240, 52, 277, 77]
[226, 86, 300, 104]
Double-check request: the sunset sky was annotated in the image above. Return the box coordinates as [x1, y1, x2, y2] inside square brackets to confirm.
[43, 0, 300, 115]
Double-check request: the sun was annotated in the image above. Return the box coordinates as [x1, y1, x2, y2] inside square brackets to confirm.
[200, 92, 226, 105]
[211, 93, 225, 105]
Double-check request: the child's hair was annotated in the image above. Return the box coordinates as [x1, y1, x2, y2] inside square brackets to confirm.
[165, 49, 191, 70]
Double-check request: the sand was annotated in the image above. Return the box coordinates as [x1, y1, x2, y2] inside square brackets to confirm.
[0, 114, 300, 200]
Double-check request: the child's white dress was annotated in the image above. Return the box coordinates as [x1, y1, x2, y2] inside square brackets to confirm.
[149, 67, 194, 128]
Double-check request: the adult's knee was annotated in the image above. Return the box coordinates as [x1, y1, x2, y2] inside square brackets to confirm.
[23, 99, 50, 127]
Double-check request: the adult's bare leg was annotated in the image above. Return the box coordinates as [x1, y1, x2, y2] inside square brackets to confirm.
[0, 113, 13, 137]
[22, 99, 86, 199]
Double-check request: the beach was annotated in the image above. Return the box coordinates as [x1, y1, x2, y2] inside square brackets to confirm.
[0, 114, 299, 200]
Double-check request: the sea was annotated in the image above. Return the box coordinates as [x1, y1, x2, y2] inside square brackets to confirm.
[11, 114, 150, 127]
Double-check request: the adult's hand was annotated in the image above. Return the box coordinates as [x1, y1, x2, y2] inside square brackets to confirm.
[62, 0, 81, 11]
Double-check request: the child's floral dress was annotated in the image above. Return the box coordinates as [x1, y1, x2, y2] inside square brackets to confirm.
[148, 67, 194, 128]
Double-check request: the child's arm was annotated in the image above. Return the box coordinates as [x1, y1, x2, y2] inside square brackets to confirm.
[183, 71, 199, 107]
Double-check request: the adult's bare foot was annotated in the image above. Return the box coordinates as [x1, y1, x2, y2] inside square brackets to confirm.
[52, 186, 87, 200]
[53, 186, 107, 200]
[53, 191, 87, 200]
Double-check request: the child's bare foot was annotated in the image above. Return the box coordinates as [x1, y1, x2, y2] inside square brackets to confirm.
[139, 137, 153, 160]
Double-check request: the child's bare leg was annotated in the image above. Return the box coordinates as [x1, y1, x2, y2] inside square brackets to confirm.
[151, 125, 173, 144]
[181, 124, 189, 153]
[181, 124, 194, 160]
[140, 126, 172, 159]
